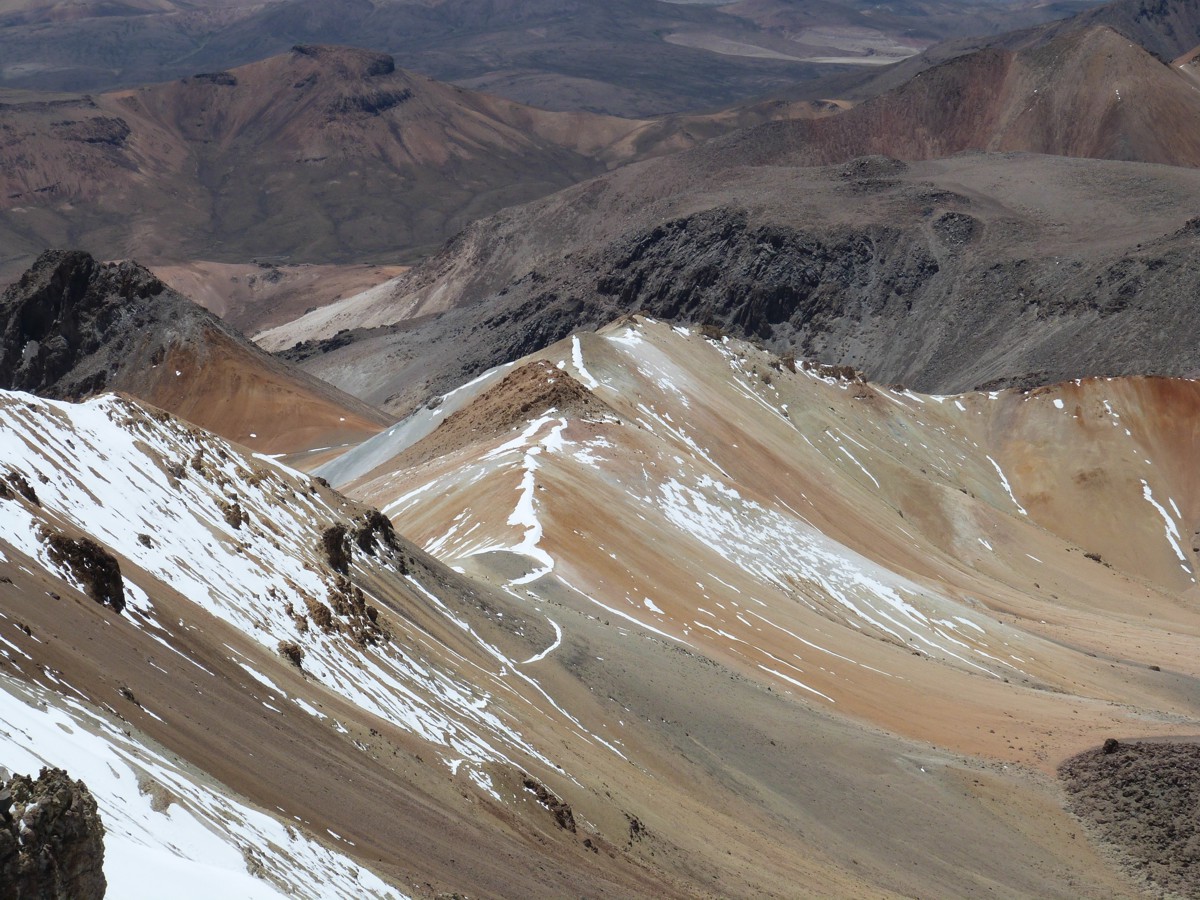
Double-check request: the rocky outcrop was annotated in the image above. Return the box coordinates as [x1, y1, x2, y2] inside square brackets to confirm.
[39, 527, 125, 613]
[522, 775, 576, 832]
[1061, 740, 1200, 897]
[0, 250, 190, 399]
[593, 209, 940, 342]
[0, 249, 393, 454]
[0, 767, 106, 899]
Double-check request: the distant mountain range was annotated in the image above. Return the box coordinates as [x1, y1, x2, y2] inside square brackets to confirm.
[0, 0, 1098, 115]
[265, 23, 1200, 413]
[0, 43, 841, 280]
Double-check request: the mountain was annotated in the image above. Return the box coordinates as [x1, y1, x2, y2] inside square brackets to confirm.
[4, 323, 1199, 896]
[321, 317, 1200, 897]
[795, 0, 1200, 111]
[269, 149, 1200, 415]
[150, 259, 410, 336]
[260, 25, 1200, 412]
[0, 44, 843, 282]
[772, 24, 1200, 166]
[0, 0, 1099, 116]
[0, 388, 674, 897]
[0, 250, 392, 454]
[1036, 0, 1200, 61]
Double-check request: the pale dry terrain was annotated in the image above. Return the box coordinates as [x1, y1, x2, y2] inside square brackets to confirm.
[315, 317, 1200, 893]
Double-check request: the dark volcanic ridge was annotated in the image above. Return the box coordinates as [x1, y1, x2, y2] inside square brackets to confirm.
[0, 249, 391, 452]
[275, 153, 1200, 417]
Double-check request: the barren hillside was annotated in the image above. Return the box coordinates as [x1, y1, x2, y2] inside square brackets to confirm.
[270, 151, 1200, 415]
[313, 316, 1200, 895]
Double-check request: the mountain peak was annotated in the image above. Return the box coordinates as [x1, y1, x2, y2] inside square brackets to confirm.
[0, 250, 173, 398]
[0, 249, 392, 454]
[288, 44, 397, 79]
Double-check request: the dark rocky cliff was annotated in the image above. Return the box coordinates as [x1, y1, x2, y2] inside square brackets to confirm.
[0, 767, 106, 899]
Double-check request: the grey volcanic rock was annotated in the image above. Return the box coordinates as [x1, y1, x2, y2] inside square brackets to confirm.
[0, 767, 106, 899]
[0, 249, 197, 399]
[279, 154, 1200, 415]
[1061, 741, 1200, 897]
[591, 210, 940, 342]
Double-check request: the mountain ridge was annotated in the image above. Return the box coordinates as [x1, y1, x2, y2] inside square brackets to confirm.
[0, 249, 392, 454]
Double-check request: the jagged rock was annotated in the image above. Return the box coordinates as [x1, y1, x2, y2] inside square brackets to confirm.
[321, 524, 351, 573]
[0, 767, 106, 899]
[0, 250, 179, 399]
[521, 775, 576, 832]
[351, 509, 399, 555]
[39, 527, 125, 613]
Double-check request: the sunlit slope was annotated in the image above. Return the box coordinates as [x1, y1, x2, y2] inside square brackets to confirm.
[336, 317, 1200, 773]
[0, 389, 693, 896]
[0, 343, 1163, 895]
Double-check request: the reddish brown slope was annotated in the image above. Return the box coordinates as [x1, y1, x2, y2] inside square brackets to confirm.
[764, 25, 1200, 167]
[0, 44, 843, 279]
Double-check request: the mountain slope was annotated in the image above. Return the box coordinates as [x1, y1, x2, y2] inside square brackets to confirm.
[0, 250, 392, 454]
[319, 317, 1200, 893]
[775, 25, 1200, 166]
[263, 27, 1200, 412]
[333, 317, 1200, 760]
[0, 44, 843, 281]
[0, 352, 1153, 899]
[798, 0, 1200, 108]
[151, 260, 409, 336]
[1037, 0, 1200, 61]
[271, 151, 1200, 413]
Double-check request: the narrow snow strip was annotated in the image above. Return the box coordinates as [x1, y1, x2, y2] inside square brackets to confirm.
[522, 617, 563, 665]
[558, 577, 692, 648]
[986, 455, 1028, 515]
[756, 665, 835, 703]
[571, 335, 600, 390]
[1141, 480, 1188, 562]
[836, 445, 881, 489]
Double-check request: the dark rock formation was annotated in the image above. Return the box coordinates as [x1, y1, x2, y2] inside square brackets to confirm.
[1061, 740, 1200, 897]
[40, 527, 125, 613]
[0, 250, 191, 399]
[352, 509, 400, 556]
[329, 89, 413, 116]
[0, 767, 106, 899]
[320, 524, 351, 574]
[521, 775, 576, 832]
[594, 209, 940, 342]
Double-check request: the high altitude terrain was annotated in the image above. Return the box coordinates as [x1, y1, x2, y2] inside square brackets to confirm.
[0, 43, 840, 282]
[5, 0, 1200, 894]
[269, 148, 1200, 415]
[321, 316, 1200, 897]
[261, 5, 1200, 411]
[7, 311, 1200, 897]
[0, 0, 1096, 114]
[0, 250, 391, 453]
